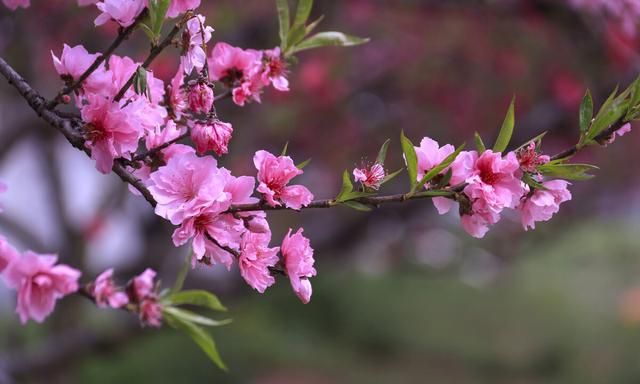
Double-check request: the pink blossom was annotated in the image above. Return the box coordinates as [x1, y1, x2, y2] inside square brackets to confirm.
[95, 0, 147, 28]
[353, 163, 385, 190]
[239, 232, 279, 293]
[89, 268, 129, 309]
[181, 14, 214, 74]
[51, 44, 100, 81]
[261, 47, 289, 91]
[0, 236, 19, 274]
[516, 142, 550, 173]
[430, 150, 477, 215]
[80, 94, 145, 173]
[1, 0, 29, 10]
[191, 120, 233, 156]
[253, 150, 314, 209]
[139, 297, 162, 327]
[605, 123, 632, 145]
[209, 42, 264, 106]
[519, 180, 572, 230]
[130, 268, 156, 302]
[187, 82, 214, 114]
[169, 65, 188, 119]
[144, 119, 186, 152]
[3, 252, 80, 324]
[281, 228, 316, 304]
[166, 0, 200, 18]
[148, 151, 231, 224]
[414, 137, 455, 181]
[464, 151, 524, 210]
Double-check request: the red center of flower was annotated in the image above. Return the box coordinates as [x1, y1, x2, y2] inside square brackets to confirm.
[479, 164, 499, 185]
[85, 122, 108, 143]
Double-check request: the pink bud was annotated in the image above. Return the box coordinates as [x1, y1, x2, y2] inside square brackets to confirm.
[187, 83, 214, 114]
[62, 94, 72, 104]
[190, 120, 233, 156]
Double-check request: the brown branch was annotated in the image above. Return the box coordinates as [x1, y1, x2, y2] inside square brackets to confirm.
[47, 10, 147, 109]
[550, 119, 628, 161]
[132, 131, 190, 162]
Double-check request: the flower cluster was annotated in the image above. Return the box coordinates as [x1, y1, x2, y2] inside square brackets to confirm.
[413, 136, 573, 238]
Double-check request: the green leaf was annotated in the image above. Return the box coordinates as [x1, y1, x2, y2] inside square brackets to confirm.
[292, 0, 313, 30]
[514, 131, 547, 152]
[304, 15, 325, 36]
[400, 131, 418, 188]
[579, 90, 593, 134]
[164, 307, 231, 327]
[587, 97, 629, 141]
[625, 77, 640, 120]
[152, 0, 170, 39]
[342, 200, 372, 211]
[170, 250, 192, 294]
[133, 67, 151, 100]
[473, 132, 486, 153]
[167, 290, 227, 312]
[281, 141, 289, 156]
[493, 96, 515, 152]
[165, 311, 227, 370]
[276, 0, 291, 50]
[291, 31, 369, 54]
[380, 168, 402, 185]
[376, 139, 391, 166]
[296, 158, 311, 170]
[537, 163, 599, 181]
[414, 143, 465, 192]
[286, 23, 309, 50]
[335, 170, 354, 202]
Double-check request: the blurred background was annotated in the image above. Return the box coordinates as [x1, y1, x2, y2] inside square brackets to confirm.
[2, 0, 640, 383]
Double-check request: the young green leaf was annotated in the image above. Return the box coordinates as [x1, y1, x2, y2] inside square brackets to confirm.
[164, 307, 230, 327]
[291, 32, 369, 54]
[514, 131, 547, 152]
[474, 132, 486, 153]
[165, 311, 227, 370]
[304, 15, 325, 36]
[376, 139, 391, 166]
[342, 200, 372, 211]
[537, 163, 599, 180]
[400, 131, 418, 188]
[579, 90, 593, 134]
[281, 141, 289, 156]
[493, 96, 515, 152]
[335, 170, 354, 202]
[276, 0, 291, 50]
[296, 158, 311, 170]
[167, 290, 227, 312]
[292, 0, 313, 30]
[522, 172, 547, 190]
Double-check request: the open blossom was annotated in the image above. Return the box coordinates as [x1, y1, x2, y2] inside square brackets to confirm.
[181, 14, 214, 74]
[80, 94, 145, 174]
[3, 252, 80, 324]
[239, 232, 279, 293]
[167, 0, 200, 18]
[130, 268, 156, 301]
[261, 47, 289, 91]
[517, 142, 550, 173]
[190, 120, 233, 156]
[51, 44, 100, 81]
[0, 236, 19, 274]
[209, 42, 264, 106]
[254, 150, 313, 209]
[187, 82, 214, 114]
[414, 137, 455, 181]
[281, 229, 316, 304]
[353, 163, 385, 190]
[169, 65, 188, 119]
[1, 0, 29, 10]
[148, 152, 231, 225]
[519, 180, 572, 230]
[88, 269, 129, 309]
[95, 0, 147, 28]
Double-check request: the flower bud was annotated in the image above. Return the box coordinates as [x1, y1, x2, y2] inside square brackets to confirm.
[190, 120, 233, 156]
[187, 82, 214, 114]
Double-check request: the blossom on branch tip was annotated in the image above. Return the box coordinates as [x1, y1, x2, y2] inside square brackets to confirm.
[261, 47, 289, 92]
[181, 14, 214, 74]
[209, 42, 264, 106]
[518, 180, 572, 230]
[516, 142, 550, 173]
[88, 268, 129, 309]
[3, 252, 80, 324]
[604, 123, 632, 145]
[253, 150, 314, 209]
[239, 232, 279, 293]
[281, 228, 316, 304]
